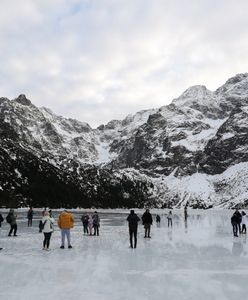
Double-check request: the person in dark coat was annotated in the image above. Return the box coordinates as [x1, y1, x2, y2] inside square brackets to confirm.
[127, 210, 140, 248]
[81, 214, 89, 235]
[7, 209, 18, 236]
[27, 207, 34, 227]
[92, 211, 100, 236]
[234, 209, 242, 234]
[0, 213, 3, 228]
[142, 209, 153, 238]
[231, 210, 241, 237]
[156, 214, 161, 224]
[0, 213, 3, 250]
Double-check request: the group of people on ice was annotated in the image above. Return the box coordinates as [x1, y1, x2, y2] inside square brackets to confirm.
[40, 209, 100, 250]
[0, 207, 174, 251]
[231, 209, 247, 237]
[4, 206, 248, 251]
[126, 209, 173, 248]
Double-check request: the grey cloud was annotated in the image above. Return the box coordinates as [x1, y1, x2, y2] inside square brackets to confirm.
[0, 0, 248, 126]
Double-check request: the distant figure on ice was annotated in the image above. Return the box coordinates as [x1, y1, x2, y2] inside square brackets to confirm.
[167, 211, 173, 227]
[127, 210, 140, 248]
[6, 209, 18, 236]
[81, 214, 89, 235]
[235, 209, 242, 234]
[88, 215, 94, 235]
[92, 211, 100, 236]
[184, 205, 188, 222]
[0, 213, 3, 228]
[42, 211, 55, 250]
[142, 209, 153, 238]
[58, 210, 74, 249]
[231, 210, 241, 237]
[27, 206, 34, 227]
[156, 214, 161, 225]
[241, 211, 247, 234]
[0, 213, 3, 250]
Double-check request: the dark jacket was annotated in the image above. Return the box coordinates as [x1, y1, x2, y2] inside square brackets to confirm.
[231, 212, 241, 224]
[93, 213, 100, 226]
[0, 213, 3, 227]
[81, 215, 89, 225]
[8, 212, 17, 226]
[127, 213, 140, 230]
[27, 209, 34, 219]
[142, 212, 153, 225]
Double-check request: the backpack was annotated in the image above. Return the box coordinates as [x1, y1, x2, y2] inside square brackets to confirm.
[6, 214, 11, 224]
[41, 220, 47, 230]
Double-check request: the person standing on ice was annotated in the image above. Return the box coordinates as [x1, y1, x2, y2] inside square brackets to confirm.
[88, 215, 94, 235]
[27, 206, 34, 227]
[142, 209, 153, 238]
[0, 213, 3, 250]
[241, 211, 247, 234]
[92, 211, 100, 236]
[7, 209, 18, 236]
[231, 210, 240, 237]
[58, 210, 74, 249]
[156, 214, 161, 225]
[167, 211, 173, 227]
[0, 213, 3, 228]
[127, 210, 140, 248]
[235, 209, 242, 234]
[81, 214, 89, 235]
[42, 211, 55, 250]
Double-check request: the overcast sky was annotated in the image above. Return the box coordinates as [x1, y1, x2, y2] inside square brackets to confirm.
[1, 0, 248, 127]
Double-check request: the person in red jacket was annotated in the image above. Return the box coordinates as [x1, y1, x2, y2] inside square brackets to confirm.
[57, 210, 74, 249]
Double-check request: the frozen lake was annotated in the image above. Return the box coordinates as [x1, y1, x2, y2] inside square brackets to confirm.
[0, 209, 247, 300]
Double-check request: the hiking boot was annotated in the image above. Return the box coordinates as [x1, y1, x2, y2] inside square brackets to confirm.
[60, 245, 65, 249]
[68, 245, 72, 249]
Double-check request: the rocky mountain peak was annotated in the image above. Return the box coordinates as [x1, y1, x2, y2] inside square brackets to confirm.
[224, 73, 248, 85]
[14, 94, 32, 106]
[172, 85, 213, 108]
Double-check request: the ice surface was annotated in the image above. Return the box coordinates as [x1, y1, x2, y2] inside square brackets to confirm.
[0, 209, 248, 300]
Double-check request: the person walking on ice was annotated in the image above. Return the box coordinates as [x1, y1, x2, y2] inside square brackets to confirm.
[42, 211, 55, 250]
[58, 210, 74, 249]
[127, 210, 140, 248]
[167, 211, 173, 227]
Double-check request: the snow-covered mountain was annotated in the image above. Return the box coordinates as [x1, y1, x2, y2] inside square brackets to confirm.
[1, 73, 248, 208]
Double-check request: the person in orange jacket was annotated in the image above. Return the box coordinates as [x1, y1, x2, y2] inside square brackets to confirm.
[57, 210, 74, 249]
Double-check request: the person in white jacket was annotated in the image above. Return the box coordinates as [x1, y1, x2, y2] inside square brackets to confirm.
[42, 211, 55, 250]
[241, 211, 247, 234]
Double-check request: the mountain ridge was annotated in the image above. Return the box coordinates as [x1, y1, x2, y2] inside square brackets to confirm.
[1, 73, 248, 208]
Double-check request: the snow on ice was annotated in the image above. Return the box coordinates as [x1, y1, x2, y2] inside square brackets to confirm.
[1, 209, 248, 300]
